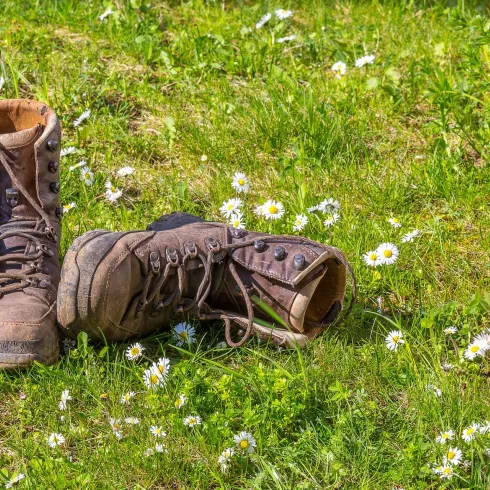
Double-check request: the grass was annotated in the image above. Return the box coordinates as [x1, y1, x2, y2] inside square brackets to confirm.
[1, 0, 490, 488]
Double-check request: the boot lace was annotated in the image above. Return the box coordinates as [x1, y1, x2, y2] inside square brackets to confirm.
[0, 150, 57, 297]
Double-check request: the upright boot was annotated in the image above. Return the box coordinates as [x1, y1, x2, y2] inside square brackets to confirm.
[58, 213, 355, 348]
[0, 100, 62, 368]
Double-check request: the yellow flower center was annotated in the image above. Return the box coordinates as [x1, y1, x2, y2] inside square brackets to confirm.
[442, 433, 449, 439]
[327, 215, 333, 222]
[447, 451, 455, 459]
[111, 186, 116, 193]
[189, 418, 196, 424]
[233, 220, 239, 227]
[155, 428, 161, 434]
[393, 218, 399, 223]
[84, 173, 90, 179]
[227, 204, 233, 210]
[392, 335, 399, 342]
[443, 468, 451, 475]
[175, 399, 180, 408]
[269, 205, 278, 214]
[383, 250, 392, 258]
[157, 364, 165, 374]
[466, 427, 475, 435]
[112, 424, 120, 430]
[130, 347, 139, 356]
[179, 331, 188, 340]
[369, 253, 377, 261]
[238, 179, 245, 185]
[239, 440, 249, 449]
[471, 345, 479, 353]
[150, 374, 159, 384]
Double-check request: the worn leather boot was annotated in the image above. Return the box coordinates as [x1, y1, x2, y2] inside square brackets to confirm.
[0, 100, 62, 368]
[58, 213, 355, 348]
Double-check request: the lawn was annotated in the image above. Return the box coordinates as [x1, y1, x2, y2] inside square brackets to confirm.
[1, 0, 490, 488]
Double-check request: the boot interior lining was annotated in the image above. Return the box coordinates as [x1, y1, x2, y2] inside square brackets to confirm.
[0, 102, 47, 133]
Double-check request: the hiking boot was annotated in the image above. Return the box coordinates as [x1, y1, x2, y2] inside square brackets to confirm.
[57, 213, 355, 348]
[0, 99, 62, 368]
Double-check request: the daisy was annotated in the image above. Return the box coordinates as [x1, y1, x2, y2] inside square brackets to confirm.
[324, 212, 340, 227]
[143, 367, 164, 390]
[174, 394, 187, 409]
[388, 217, 402, 228]
[99, 7, 113, 21]
[385, 330, 405, 351]
[231, 172, 249, 193]
[218, 447, 235, 472]
[436, 430, 454, 444]
[173, 322, 196, 346]
[124, 417, 139, 425]
[331, 61, 347, 78]
[109, 418, 122, 433]
[120, 392, 135, 404]
[105, 181, 123, 202]
[426, 384, 442, 397]
[58, 389, 72, 411]
[401, 229, 420, 243]
[69, 160, 87, 171]
[144, 448, 154, 457]
[479, 421, 490, 434]
[183, 415, 202, 427]
[73, 109, 91, 128]
[363, 250, 381, 267]
[62, 202, 76, 214]
[464, 339, 487, 360]
[355, 54, 375, 68]
[117, 166, 134, 177]
[155, 443, 165, 453]
[260, 199, 285, 220]
[275, 8, 293, 19]
[150, 425, 166, 438]
[234, 431, 256, 453]
[152, 357, 171, 378]
[220, 198, 243, 218]
[80, 166, 94, 186]
[125, 342, 144, 360]
[438, 465, 454, 479]
[5, 473, 25, 489]
[255, 13, 271, 29]
[316, 198, 341, 213]
[444, 326, 457, 335]
[474, 330, 490, 351]
[229, 212, 245, 229]
[377, 243, 399, 265]
[462, 424, 480, 442]
[47, 432, 65, 448]
[443, 447, 462, 466]
[60, 146, 76, 157]
[292, 214, 308, 232]
[201, 154, 208, 162]
[277, 35, 296, 43]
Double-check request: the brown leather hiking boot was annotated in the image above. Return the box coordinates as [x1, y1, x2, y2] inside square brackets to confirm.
[57, 213, 355, 348]
[0, 100, 62, 368]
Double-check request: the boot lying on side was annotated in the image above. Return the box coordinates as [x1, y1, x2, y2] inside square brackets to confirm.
[57, 212, 355, 348]
[0, 100, 62, 368]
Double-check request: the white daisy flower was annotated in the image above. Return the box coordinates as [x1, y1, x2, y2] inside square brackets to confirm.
[426, 384, 442, 397]
[144, 448, 154, 457]
[69, 160, 87, 171]
[125, 342, 144, 361]
[60, 146, 76, 157]
[99, 7, 114, 21]
[73, 109, 91, 128]
[377, 243, 399, 265]
[388, 217, 402, 228]
[385, 330, 405, 351]
[80, 166, 94, 186]
[277, 35, 296, 43]
[324, 212, 340, 227]
[363, 250, 381, 267]
[220, 198, 243, 218]
[332, 61, 347, 78]
[124, 417, 139, 425]
[275, 8, 293, 19]
[218, 447, 235, 472]
[256, 13, 271, 29]
[109, 418, 122, 433]
[120, 392, 135, 404]
[62, 202, 76, 214]
[309, 198, 341, 213]
[464, 339, 487, 360]
[441, 362, 454, 372]
[231, 172, 249, 193]
[355, 54, 375, 68]
[432, 464, 443, 475]
[58, 389, 72, 411]
[47, 432, 65, 448]
[260, 199, 285, 220]
[201, 154, 208, 162]
[173, 322, 196, 346]
[150, 425, 166, 438]
[143, 367, 164, 390]
[229, 212, 245, 229]
[174, 394, 187, 409]
[479, 421, 490, 434]
[234, 431, 256, 453]
[155, 443, 165, 453]
[5, 473, 25, 489]
[443, 447, 462, 466]
[462, 424, 480, 441]
[117, 166, 134, 177]
[444, 326, 457, 335]
[152, 357, 171, 378]
[474, 330, 490, 351]
[105, 181, 123, 202]
[292, 214, 308, 232]
[114, 430, 123, 440]
[438, 465, 454, 479]
[436, 430, 454, 444]
[183, 415, 202, 427]
[401, 229, 420, 243]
